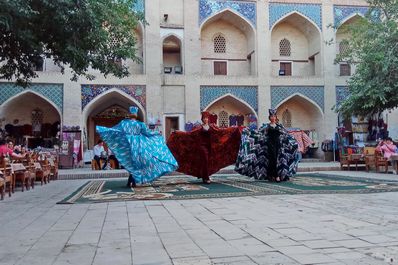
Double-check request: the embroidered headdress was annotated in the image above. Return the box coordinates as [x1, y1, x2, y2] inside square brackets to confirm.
[201, 111, 210, 121]
[268, 109, 277, 116]
[129, 106, 139, 115]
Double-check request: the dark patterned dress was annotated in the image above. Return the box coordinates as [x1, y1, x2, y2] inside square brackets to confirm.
[235, 123, 299, 181]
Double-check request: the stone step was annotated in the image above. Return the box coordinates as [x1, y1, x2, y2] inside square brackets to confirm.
[59, 162, 341, 180]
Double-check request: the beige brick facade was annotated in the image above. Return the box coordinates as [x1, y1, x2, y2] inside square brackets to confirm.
[2, 0, 397, 157]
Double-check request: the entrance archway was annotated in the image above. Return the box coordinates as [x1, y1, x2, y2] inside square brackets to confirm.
[204, 94, 257, 127]
[0, 91, 61, 148]
[276, 94, 323, 157]
[83, 90, 145, 149]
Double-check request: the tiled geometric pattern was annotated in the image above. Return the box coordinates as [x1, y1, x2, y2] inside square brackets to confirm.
[133, 0, 145, 14]
[0, 83, 64, 111]
[81, 84, 146, 110]
[336, 86, 350, 107]
[269, 3, 322, 30]
[271, 86, 324, 112]
[334, 5, 368, 27]
[200, 86, 258, 112]
[199, 0, 256, 28]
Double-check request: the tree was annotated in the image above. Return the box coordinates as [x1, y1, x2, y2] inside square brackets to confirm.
[0, 0, 144, 87]
[334, 0, 398, 118]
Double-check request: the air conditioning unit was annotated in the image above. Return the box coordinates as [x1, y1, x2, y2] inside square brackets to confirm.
[174, 66, 183, 74]
[164, 67, 172, 74]
[279, 69, 285, 76]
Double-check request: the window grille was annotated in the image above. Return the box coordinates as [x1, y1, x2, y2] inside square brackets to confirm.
[214, 34, 226, 53]
[218, 110, 229, 127]
[279, 38, 291, 57]
[282, 109, 292, 128]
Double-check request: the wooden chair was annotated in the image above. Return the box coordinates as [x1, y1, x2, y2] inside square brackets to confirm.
[339, 149, 351, 170]
[0, 171, 5, 200]
[1, 157, 14, 197]
[12, 163, 31, 192]
[34, 161, 50, 185]
[364, 147, 376, 172]
[375, 150, 389, 173]
[48, 157, 58, 180]
[91, 159, 105, 170]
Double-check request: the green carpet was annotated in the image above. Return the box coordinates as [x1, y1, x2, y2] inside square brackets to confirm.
[58, 173, 398, 204]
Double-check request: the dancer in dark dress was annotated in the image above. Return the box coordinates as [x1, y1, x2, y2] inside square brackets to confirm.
[235, 109, 299, 182]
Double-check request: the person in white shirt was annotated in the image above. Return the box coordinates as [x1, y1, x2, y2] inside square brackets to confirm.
[93, 139, 107, 170]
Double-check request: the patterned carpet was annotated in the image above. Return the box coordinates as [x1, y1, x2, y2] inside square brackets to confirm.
[58, 173, 398, 204]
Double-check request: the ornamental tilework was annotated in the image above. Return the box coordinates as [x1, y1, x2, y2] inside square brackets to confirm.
[336, 86, 349, 107]
[133, 0, 144, 13]
[271, 86, 324, 112]
[269, 3, 322, 30]
[200, 86, 258, 112]
[334, 5, 368, 27]
[199, 0, 256, 27]
[81, 84, 146, 110]
[0, 83, 63, 111]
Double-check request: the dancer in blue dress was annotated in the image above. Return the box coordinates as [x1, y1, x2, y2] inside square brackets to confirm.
[96, 106, 178, 187]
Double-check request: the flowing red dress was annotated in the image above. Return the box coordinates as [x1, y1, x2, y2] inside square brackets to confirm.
[167, 125, 241, 181]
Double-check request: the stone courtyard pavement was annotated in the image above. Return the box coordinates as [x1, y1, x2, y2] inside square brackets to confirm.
[1, 171, 398, 265]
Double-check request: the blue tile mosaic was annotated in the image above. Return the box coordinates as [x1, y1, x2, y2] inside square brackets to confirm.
[336, 86, 350, 106]
[0, 83, 64, 111]
[81, 84, 146, 110]
[269, 3, 322, 31]
[334, 5, 368, 27]
[199, 0, 256, 28]
[200, 86, 258, 112]
[271, 86, 324, 112]
[133, 0, 144, 14]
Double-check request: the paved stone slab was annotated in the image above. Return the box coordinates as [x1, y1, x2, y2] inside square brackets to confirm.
[1, 173, 398, 265]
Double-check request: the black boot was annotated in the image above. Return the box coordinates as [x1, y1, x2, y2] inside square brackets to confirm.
[127, 174, 136, 188]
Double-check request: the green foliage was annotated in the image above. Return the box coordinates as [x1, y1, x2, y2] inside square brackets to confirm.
[334, 0, 398, 118]
[0, 0, 144, 87]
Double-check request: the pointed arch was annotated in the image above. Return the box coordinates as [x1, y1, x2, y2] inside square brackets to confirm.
[271, 11, 322, 34]
[161, 33, 182, 44]
[336, 13, 365, 30]
[204, 93, 258, 120]
[275, 93, 324, 116]
[1, 90, 62, 118]
[82, 88, 146, 124]
[200, 8, 256, 33]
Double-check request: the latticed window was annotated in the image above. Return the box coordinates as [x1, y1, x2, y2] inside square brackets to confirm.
[214, 34, 226, 53]
[340, 63, 351, 76]
[218, 110, 229, 127]
[282, 109, 292, 128]
[31, 108, 43, 135]
[339, 40, 349, 55]
[279, 38, 291, 57]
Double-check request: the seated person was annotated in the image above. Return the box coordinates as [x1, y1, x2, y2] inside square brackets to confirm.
[376, 137, 397, 159]
[93, 139, 107, 170]
[0, 139, 26, 159]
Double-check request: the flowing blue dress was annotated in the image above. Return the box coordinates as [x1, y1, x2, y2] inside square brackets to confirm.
[96, 119, 178, 184]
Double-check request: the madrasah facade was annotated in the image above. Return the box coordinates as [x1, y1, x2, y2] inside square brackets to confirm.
[1, 0, 397, 158]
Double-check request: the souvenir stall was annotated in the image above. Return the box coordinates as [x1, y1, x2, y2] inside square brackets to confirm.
[336, 113, 388, 161]
[59, 126, 82, 169]
[287, 129, 317, 158]
[184, 112, 257, 132]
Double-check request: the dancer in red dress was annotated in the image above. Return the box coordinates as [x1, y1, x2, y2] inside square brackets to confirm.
[167, 112, 241, 184]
